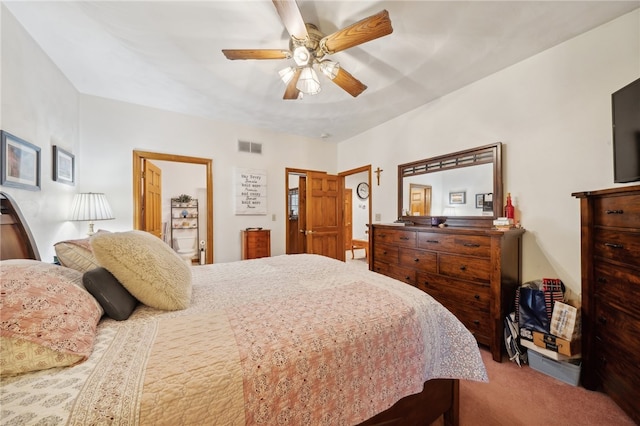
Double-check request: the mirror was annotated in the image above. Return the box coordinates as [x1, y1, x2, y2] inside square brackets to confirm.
[397, 143, 503, 227]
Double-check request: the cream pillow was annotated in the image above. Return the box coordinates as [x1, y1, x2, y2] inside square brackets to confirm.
[90, 230, 192, 311]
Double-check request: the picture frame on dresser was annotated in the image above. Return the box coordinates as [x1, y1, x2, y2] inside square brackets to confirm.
[1, 130, 41, 191]
[53, 145, 75, 185]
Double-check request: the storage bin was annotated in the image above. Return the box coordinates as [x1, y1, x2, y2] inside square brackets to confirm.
[528, 347, 581, 386]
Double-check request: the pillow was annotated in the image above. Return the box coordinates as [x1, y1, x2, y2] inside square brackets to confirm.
[0, 260, 103, 376]
[83, 267, 138, 321]
[54, 231, 110, 273]
[90, 230, 192, 311]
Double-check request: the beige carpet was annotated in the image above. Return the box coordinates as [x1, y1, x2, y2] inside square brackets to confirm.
[459, 347, 635, 425]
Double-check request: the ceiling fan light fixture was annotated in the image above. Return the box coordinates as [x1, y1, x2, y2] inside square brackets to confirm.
[292, 45, 311, 66]
[297, 66, 321, 95]
[278, 66, 296, 84]
[319, 60, 340, 80]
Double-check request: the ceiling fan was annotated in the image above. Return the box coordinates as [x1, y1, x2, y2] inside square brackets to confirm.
[222, 0, 393, 100]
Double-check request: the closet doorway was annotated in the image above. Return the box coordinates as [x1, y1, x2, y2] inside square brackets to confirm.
[132, 150, 214, 264]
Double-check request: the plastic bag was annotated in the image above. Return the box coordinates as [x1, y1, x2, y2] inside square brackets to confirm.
[518, 287, 550, 333]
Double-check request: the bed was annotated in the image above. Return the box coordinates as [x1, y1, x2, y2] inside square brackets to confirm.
[0, 191, 487, 425]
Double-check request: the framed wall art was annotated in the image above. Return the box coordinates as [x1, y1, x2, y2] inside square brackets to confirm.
[449, 191, 466, 205]
[53, 145, 75, 185]
[475, 193, 485, 208]
[1, 130, 41, 191]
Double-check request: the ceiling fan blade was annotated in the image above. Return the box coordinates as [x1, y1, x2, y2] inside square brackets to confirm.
[283, 68, 302, 100]
[320, 10, 393, 55]
[330, 67, 367, 97]
[272, 0, 309, 41]
[222, 49, 291, 60]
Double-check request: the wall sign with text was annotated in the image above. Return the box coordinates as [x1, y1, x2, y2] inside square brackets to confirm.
[235, 168, 267, 215]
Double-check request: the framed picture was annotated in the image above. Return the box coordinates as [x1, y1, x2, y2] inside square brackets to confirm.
[475, 193, 484, 208]
[449, 191, 466, 205]
[53, 145, 75, 185]
[1, 130, 41, 191]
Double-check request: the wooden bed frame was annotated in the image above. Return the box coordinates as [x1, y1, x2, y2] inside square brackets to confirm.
[0, 190, 460, 426]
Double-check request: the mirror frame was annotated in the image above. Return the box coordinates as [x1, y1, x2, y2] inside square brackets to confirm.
[397, 142, 503, 228]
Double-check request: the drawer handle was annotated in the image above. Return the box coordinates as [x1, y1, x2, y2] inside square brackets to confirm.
[473, 320, 480, 325]
[405, 276, 411, 281]
[399, 237, 410, 241]
[597, 316, 607, 325]
[474, 294, 480, 300]
[604, 243, 623, 249]
[379, 233, 387, 237]
[605, 209, 624, 214]
[425, 240, 439, 244]
[414, 258, 420, 263]
[596, 276, 607, 284]
[463, 243, 480, 248]
[383, 250, 388, 255]
[459, 265, 467, 271]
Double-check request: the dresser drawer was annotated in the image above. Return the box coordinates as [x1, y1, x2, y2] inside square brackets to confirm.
[593, 341, 640, 422]
[441, 301, 491, 345]
[417, 272, 490, 312]
[373, 228, 416, 248]
[593, 301, 640, 365]
[384, 265, 416, 285]
[593, 229, 640, 265]
[594, 262, 640, 318]
[418, 233, 491, 257]
[438, 253, 492, 283]
[593, 194, 640, 228]
[373, 244, 399, 264]
[399, 248, 437, 272]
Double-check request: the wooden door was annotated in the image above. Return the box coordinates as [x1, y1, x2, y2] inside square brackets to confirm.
[143, 159, 163, 239]
[409, 184, 432, 216]
[298, 176, 307, 254]
[305, 171, 344, 261]
[344, 188, 353, 251]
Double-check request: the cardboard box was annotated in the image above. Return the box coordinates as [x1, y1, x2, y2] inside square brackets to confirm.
[528, 348, 581, 386]
[550, 301, 581, 341]
[533, 331, 581, 357]
[520, 338, 581, 361]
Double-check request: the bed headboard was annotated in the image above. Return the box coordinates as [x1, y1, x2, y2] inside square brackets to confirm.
[0, 191, 40, 261]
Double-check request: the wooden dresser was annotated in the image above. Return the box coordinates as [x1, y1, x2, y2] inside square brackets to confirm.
[371, 224, 524, 362]
[241, 229, 271, 260]
[573, 185, 640, 424]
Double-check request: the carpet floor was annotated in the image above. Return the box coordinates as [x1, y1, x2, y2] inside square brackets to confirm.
[459, 347, 635, 425]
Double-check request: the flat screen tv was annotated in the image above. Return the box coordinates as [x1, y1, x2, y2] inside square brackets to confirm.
[612, 77, 640, 183]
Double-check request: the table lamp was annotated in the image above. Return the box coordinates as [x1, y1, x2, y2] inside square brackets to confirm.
[70, 192, 114, 235]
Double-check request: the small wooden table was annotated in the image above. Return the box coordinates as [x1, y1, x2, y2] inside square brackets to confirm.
[351, 239, 369, 260]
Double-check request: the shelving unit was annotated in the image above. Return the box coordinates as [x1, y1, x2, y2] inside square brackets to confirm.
[170, 198, 199, 264]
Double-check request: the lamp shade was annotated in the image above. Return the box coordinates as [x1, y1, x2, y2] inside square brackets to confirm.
[70, 193, 114, 221]
[296, 66, 321, 95]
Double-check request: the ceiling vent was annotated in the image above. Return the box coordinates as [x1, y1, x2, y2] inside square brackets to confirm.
[238, 140, 262, 154]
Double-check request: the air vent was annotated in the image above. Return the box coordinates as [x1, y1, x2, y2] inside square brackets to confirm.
[238, 140, 262, 154]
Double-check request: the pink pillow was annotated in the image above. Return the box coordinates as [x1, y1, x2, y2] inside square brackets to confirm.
[0, 260, 102, 376]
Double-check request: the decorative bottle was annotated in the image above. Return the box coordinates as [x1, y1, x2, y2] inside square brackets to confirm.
[505, 193, 515, 220]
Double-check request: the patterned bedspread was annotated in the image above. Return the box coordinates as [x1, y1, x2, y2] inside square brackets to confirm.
[1, 254, 487, 425]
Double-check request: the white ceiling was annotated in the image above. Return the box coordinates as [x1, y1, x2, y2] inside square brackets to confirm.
[5, 1, 638, 142]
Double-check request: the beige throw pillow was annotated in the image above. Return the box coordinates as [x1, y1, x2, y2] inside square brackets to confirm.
[90, 230, 192, 310]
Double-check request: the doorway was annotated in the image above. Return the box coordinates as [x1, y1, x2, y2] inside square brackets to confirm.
[340, 166, 372, 267]
[285, 168, 345, 261]
[132, 150, 214, 264]
[286, 166, 371, 265]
